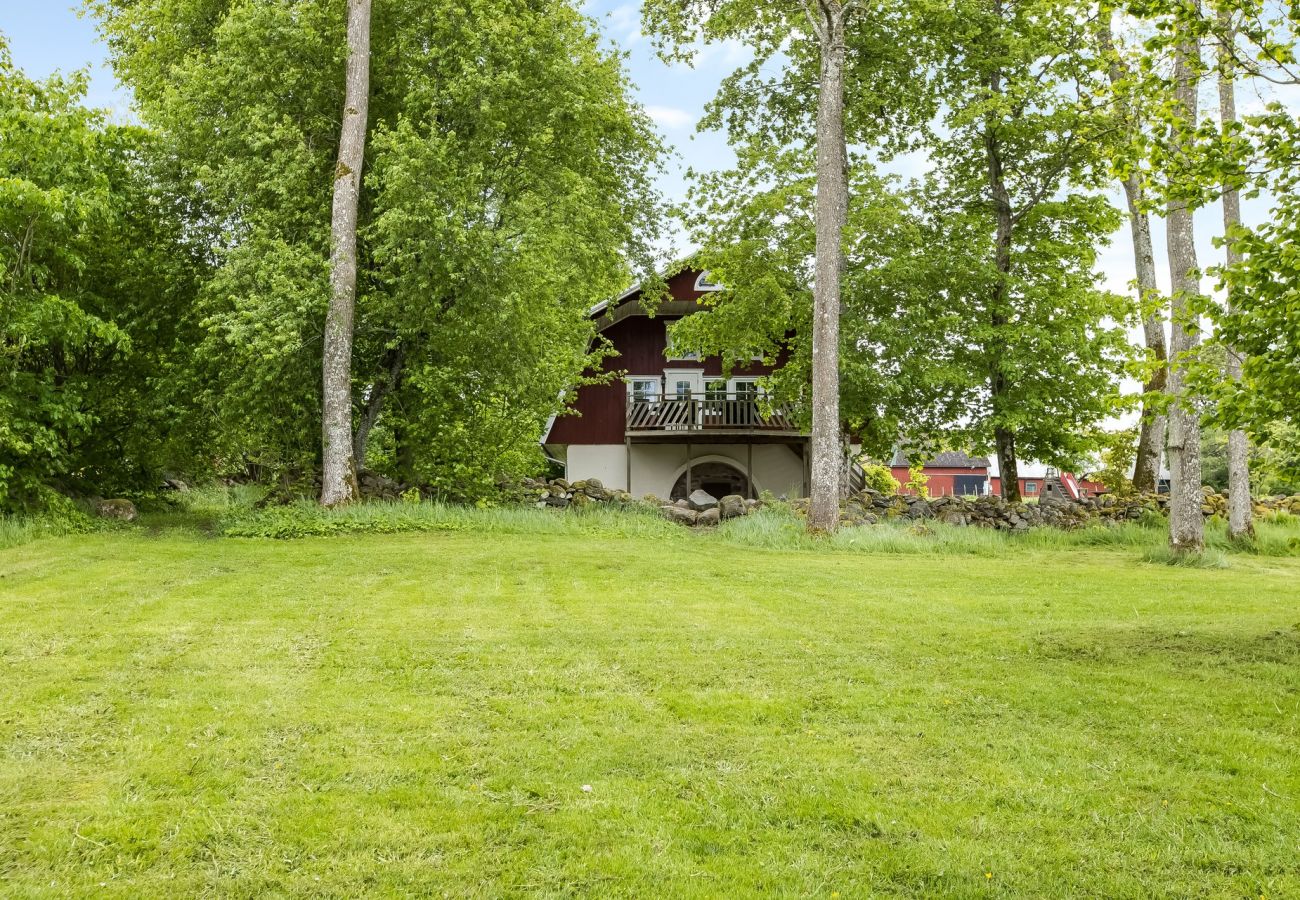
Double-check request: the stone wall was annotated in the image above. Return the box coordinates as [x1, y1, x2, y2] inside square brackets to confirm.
[521, 478, 1300, 531]
[520, 476, 635, 508]
[832, 487, 1300, 531]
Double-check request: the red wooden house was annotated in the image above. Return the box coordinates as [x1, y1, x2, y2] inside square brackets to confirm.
[542, 269, 810, 500]
[889, 449, 1107, 499]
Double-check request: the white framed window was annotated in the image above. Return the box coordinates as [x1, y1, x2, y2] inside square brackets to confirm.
[665, 325, 700, 361]
[627, 377, 661, 404]
[1025, 481, 1039, 494]
[726, 376, 763, 400]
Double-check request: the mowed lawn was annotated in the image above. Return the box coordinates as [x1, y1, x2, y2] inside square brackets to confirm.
[2, 527, 1299, 897]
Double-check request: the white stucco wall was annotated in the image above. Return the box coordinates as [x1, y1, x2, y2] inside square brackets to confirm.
[565, 444, 628, 490]
[560, 442, 807, 499]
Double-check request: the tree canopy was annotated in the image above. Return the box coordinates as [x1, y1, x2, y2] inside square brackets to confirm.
[0, 39, 203, 510]
[88, 0, 664, 499]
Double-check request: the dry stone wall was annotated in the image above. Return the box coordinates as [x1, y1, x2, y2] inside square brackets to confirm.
[521, 478, 1300, 531]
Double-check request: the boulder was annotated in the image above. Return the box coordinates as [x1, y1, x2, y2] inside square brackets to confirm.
[696, 507, 721, 527]
[688, 489, 719, 512]
[580, 477, 609, 500]
[96, 498, 138, 522]
[661, 504, 699, 526]
[718, 494, 748, 519]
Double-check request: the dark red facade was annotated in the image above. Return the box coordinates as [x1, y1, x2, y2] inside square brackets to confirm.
[546, 269, 781, 446]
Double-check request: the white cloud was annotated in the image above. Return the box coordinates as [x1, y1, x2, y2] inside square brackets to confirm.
[604, 2, 643, 46]
[646, 104, 695, 131]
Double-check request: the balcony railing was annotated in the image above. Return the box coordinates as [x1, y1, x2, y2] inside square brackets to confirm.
[626, 395, 801, 435]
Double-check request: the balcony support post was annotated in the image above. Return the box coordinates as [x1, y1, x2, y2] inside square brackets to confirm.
[804, 438, 812, 499]
[625, 434, 631, 494]
[747, 442, 754, 499]
[686, 442, 693, 496]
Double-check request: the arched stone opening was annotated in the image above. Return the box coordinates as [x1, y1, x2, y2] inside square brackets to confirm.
[670, 460, 749, 501]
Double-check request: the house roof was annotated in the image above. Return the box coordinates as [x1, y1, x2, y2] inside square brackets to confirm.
[889, 449, 991, 469]
[588, 267, 720, 332]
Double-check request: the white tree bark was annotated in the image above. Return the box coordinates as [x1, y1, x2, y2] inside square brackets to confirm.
[1165, 25, 1205, 553]
[320, 0, 371, 506]
[807, 0, 849, 533]
[1096, 11, 1167, 493]
[1126, 174, 1169, 494]
[1218, 13, 1254, 540]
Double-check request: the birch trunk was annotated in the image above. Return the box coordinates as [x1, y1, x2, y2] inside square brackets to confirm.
[1126, 173, 1168, 493]
[807, 1, 849, 533]
[1218, 14, 1254, 540]
[1165, 25, 1205, 553]
[320, 0, 371, 506]
[1097, 11, 1166, 492]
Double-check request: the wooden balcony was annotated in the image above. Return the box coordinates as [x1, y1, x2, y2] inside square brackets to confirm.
[626, 396, 807, 442]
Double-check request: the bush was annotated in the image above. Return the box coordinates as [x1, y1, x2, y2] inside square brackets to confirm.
[858, 463, 899, 495]
[0, 489, 97, 550]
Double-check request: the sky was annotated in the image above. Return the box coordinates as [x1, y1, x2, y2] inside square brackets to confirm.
[0, 1, 1286, 306]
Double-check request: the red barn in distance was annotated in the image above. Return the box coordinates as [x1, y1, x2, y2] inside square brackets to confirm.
[888, 449, 1107, 499]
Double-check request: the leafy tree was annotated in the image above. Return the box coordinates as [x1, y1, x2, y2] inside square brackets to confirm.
[0, 40, 204, 510]
[1168, 0, 1300, 511]
[642, 0, 933, 532]
[667, 0, 1131, 501]
[91, 0, 664, 499]
[1124, 0, 1300, 544]
[925, 0, 1132, 501]
[1095, 8, 1168, 493]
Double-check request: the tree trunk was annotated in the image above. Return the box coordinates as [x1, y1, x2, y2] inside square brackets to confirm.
[1165, 25, 1205, 553]
[995, 426, 1019, 503]
[1218, 13, 1254, 540]
[1126, 172, 1168, 493]
[982, 31, 1020, 503]
[1097, 8, 1168, 494]
[807, 1, 849, 533]
[354, 343, 405, 470]
[320, 0, 372, 507]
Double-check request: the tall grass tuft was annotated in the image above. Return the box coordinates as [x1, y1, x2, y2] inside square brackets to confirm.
[1141, 545, 1231, 568]
[220, 498, 682, 540]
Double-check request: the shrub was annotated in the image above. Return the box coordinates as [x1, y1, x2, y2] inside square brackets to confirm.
[858, 463, 899, 495]
[906, 463, 930, 499]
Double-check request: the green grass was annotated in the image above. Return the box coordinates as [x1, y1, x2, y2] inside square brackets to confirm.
[2, 512, 1299, 897]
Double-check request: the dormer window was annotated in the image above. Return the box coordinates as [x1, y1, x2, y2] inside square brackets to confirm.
[694, 271, 723, 291]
